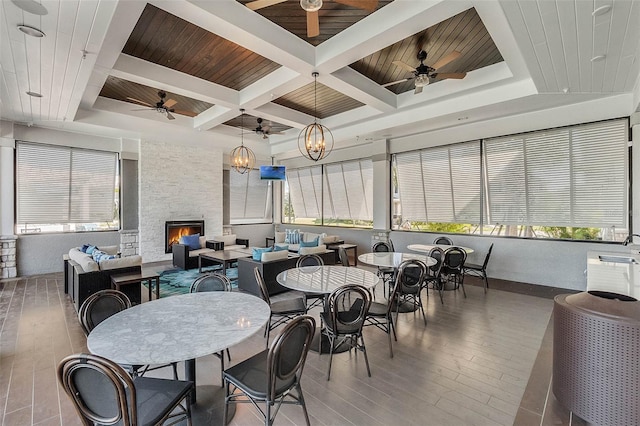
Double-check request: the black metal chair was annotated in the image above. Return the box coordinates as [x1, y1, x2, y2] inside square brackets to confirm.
[372, 241, 395, 297]
[296, 254, 325, 310]
[365, 278, 400, 358]
[223, 315, 316, 426]
[463, 243, 493, 293]
[320, 284, 372, 380]
[434, 236, 454, 245]
[78, 290, 179, 380]
[57, 353, 193, 426]
[395, 259, 428, 325]
[254, 267, 307, 344]
[337, 246, 351, 267]
[423, 247, 445, 304]
[441, 246, 468, 298]
[190, 272, 233, 383]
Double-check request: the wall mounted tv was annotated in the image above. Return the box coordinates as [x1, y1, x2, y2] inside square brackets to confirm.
[259, 165, 286, 180]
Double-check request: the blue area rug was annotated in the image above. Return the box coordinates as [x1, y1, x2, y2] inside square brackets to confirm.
[148, 266, 238, 298]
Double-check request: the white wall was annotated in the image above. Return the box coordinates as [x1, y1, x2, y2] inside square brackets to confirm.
[138, 139, 223, 262]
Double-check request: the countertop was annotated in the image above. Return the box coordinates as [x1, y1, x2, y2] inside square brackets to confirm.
[586, 250, 640, 299]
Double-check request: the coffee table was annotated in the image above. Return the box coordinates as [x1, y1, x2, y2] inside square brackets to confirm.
[198, 249, 252, 273]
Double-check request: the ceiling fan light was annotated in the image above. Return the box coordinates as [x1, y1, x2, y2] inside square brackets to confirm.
[414, 74, 430, 87]
[300, 0, 322, 12]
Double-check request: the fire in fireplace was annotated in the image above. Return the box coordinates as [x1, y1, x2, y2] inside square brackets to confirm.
[165, 220, 204, 253]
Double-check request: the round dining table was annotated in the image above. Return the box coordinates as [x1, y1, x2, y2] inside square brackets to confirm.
[358, 251, 437, 268]
[87, 291, 270, 424]
[407, 243, 475, 254]
[276, 265, 380, 353]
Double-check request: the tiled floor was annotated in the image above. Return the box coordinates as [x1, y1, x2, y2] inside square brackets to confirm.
[1, 267, 585, 425]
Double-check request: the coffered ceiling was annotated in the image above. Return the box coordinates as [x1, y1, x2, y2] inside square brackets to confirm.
[1, 0, 639, 159]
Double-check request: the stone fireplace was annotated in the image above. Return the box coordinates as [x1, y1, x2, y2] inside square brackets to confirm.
[165, 220, 204, 253]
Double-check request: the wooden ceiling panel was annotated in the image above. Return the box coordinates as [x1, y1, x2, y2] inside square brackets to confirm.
[123, 4, 281, 90]
[350, 8, 504, 94]
[99, 76, 213, 117]
[237, 0, 393, 46]
[274, 82, 364, 119]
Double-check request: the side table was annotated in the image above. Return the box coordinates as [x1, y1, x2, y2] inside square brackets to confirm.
[327, 243, 358, 266]
[265, 236, 275, 247]
[111, 271, 160, 303]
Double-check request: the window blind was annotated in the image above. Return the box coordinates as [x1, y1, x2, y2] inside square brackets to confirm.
[16, 143, 117, 224]
[395, 141, 481, 224]
[484, 118, 628, 227]
[286, 166, 322, 219]
[323, 159, 373, 222]
[229, 170, 271, 223]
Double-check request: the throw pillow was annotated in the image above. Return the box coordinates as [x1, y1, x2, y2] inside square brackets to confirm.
[179, 234, 201, 250]
[253, 247, 273, 261]
[86, 245, 97, 255]
[299, 237, 319, 247]
[273, 244, 289, 251]
[80, 244, 90, 253]
[285, 229, 301, 244]
[92, 249, 116, 263]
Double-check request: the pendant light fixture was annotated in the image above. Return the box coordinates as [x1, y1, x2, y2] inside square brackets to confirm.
[298, 72, 333, 162]
[230, 109, 255, 174]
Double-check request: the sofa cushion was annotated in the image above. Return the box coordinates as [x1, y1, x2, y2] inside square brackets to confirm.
[68, 248, 100, 272]
[302, 232, 321, 243]
[179, 234, 201, 250]
[213, 234, 237, 247]
[322, 235, 340, 244]
[299, 244, 327, 255]
[300, 237, 319, 247]
[253, 247, 272, 261]
[86, 245, 98, 255]
[274, 244, 288, 251]
[187, 248, 216, 258]
[261, 250, 289, 262]
[99, 255, 142, 271]
[275, 231, 286, 243]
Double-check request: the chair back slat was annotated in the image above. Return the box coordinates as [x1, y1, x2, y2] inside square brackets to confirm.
[254, 267, 271, 305]
[190, 272, 231, 293]
[296, 254, 324, 268]
[433, 236, 453, 245]
[327, 285, 371, 334]
[79, 290, 131, 335]
[396, 259, 426, 295]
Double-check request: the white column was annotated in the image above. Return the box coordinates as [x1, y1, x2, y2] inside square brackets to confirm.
[371, 139, 390, 246]
[631, 112, 640, 233]
[0, 140, 15, 235]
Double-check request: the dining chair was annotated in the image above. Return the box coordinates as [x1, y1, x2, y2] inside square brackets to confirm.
[320, 284, 372, 380]
[223, 315, 315, 426]
[371, 241, 395, 297]
[296, 254, 325, 310]
[433, 236, 454, 245]
[337, 246, 351, 266]
[190, 272, 233, 383]
[395, 259, 428, 325]
[441, 246, 468, 297]
[424, 247, 445, 304]
[365, 278, 400, 357]
[78, 289, 179, 380]
[57, 353, 194, 426]
[254, 267, 307, 344]
[463, 243, 493, 293]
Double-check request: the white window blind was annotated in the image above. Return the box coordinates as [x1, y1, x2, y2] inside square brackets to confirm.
[484, 119, 628, 227]
[323, 160, 373, 222]
[395, 141, 481, 223]
[16, 143, 117, 224]
[286, 166, 322, 219]
[229, 170, 272, 223]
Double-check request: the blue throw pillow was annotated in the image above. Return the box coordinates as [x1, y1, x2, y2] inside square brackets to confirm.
[179, 234, 201, 250]
[253, 247, 273, 261]
[92, 249, 116, 263]
[300, 237, 319, 247]
[86, 245, 97, 255]
[285, 229, 301, 244]
[273, 244, 289, 251]
[80, 244, 90, 253]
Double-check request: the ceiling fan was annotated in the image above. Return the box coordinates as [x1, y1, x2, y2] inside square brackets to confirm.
[245, 0, 378, 37]
[128, 90, 196, 120]
[254, 117, 284, 139]
[382, 50, 466, 94]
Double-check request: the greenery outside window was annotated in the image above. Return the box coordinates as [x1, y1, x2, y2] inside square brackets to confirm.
[15, 142, 119, 234]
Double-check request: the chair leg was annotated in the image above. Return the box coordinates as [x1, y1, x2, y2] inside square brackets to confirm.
[418, 294, 427, 326]
[483, 271, 489, 292]
[386, 318, 394, 358]
[222, 380, 230, 425]
[360, 334, 371, 377]
[226, 348, 231, 362]
[459, 274, 467, 298]
[172, 362, 179, 380]
[218, 351, 225, 386]
[326, 334, 335, 381]
[297, 383, 311, 426]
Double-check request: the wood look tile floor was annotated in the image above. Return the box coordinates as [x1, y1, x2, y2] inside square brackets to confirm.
[0, 268, 583, 426]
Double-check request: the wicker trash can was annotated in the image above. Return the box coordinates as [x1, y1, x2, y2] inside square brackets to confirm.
[553, 291, 640, 426]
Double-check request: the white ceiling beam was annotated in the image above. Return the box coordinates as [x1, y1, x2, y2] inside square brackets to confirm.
[240, 68, 306, 110]
[193, 105, 237, 131]
[252, 102, 314, 129]
[325, 67, 397, 112]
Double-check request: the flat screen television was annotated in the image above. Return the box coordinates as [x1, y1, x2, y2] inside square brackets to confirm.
[259, 165, 286, 180]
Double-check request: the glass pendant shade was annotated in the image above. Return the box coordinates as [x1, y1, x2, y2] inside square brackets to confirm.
[300, 0, 322, 12]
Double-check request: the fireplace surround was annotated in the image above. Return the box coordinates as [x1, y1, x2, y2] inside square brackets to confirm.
[165, 220, 204, 253]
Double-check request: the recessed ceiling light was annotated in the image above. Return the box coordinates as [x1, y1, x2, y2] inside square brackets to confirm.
[592, 5, 612, 16]
[457, 116, 469, 121]
[11, 0, 48, 15]
[17, 24, 45, 37]
[591, 55, 606, 62]
[26, 91, 42, 97]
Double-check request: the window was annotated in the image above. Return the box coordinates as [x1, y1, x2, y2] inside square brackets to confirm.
[283, 159, 373, 228]
[15, 142, 119, 233]
[229, 169, 272, 224]
[393, 118, 629, 240]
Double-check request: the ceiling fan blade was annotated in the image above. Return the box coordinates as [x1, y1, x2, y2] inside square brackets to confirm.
[163, 99, 177, 108]
[436, 72, 467, 79]
[245, 0, 287, 11]
[307, 11, 320, 37]
[174, 109, 198, 117]
[431, 50, 461, 70]
[131, 108, 153, 111]
[414, 86, 423, 95]
[392, 60, 417, 73]
[166, 111, 175, 120]
[334, 0, 378, 12]
[126, 97, 153, 107]
[381, 77, 411, 87]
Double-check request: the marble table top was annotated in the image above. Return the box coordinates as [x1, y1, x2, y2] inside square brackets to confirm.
[358, 252, 436, 268]
[407, 244, 474, 254]
[87, 292, 269, 365]
[276, 265, 380, 294]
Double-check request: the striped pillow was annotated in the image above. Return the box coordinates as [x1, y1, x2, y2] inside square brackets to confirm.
[285, 229, 301, 244]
